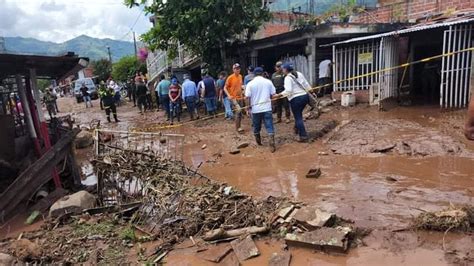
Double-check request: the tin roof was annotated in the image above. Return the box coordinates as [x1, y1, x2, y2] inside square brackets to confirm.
[322, 12, 474, 47]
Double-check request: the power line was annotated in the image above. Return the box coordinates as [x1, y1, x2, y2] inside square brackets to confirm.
[118, 9, 144, 41]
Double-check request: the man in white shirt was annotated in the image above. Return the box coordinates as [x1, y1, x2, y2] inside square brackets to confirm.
[245, 67, 276, 152]
[318, 59, 332, 95]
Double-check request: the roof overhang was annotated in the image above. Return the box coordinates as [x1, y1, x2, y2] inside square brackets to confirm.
[0, 52, 89, 80]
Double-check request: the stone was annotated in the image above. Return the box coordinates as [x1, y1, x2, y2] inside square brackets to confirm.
[306, 168, 322, 178]
[293, 207, 335, 230]
[75, 130, 93, 149]
[318, 98, 335, 107]
[201, 144, 207, 150]
[285, 227, 352, 253]
[237, 142, 250, 149]
[229, 148, 240, 155]
[10, 239, 42, 260]
[49, 191, 96, 218]
[277, 205, 295, 219]
[0, 253, 15, 265]
[268, 252, 291, 266]
[230, 236, 260, 262]
[196, 244, 232, 263]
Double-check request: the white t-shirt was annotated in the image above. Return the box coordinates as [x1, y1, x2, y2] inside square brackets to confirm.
[245, 76, 276, 114]
[319, 59, 332, 78]
[282, 72, 309, 101]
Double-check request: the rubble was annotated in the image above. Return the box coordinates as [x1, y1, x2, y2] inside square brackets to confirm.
[413, 206, 473, 231]
[49, 191, 96, 218]
[10, 239, 42, 260]
[229, 147, 241, 154]
[269, 252, 291, 266]
[75, 131, 93, 149]
[196, 244, 232, 263]
[285, 227, 352, 253]
[293, 207, 335, 230]
[237, 142, 250, 149]
[230, 236, 260, 262]
[0, 253, 16, 265]
[306, 168, 322, 178]
[203, 226, 268, 241]
[201, 144, 207, 149]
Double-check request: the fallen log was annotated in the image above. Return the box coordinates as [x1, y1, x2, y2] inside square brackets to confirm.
[203, 226, 268, 241]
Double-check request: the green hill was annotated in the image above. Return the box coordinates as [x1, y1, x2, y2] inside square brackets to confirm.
[3, 35, 136, 61]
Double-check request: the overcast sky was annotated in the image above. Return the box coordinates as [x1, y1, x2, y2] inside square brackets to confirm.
[0, 0, 151, 43]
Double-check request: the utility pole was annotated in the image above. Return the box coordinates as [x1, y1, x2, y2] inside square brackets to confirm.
[106, 46, 112, 62]
[133, 31, 138, 59]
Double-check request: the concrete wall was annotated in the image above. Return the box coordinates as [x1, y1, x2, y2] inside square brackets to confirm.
[353, 0, 474, 23]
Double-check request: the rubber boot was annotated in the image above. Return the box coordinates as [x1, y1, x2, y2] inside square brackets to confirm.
[255, 134, 262, 146]
[107, 116, 111, 123]
[269, 135, 276, 153]
[114, 114, 120, 122]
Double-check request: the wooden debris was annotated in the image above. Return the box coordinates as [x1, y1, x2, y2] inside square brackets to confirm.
[203, 226, 268, 241]
[237, 142, 250, 149]
[196, 244, 232, 263]
[277, 205, 295, 219]
[285, 227, 352, 253]
[306, 168, 322, 178]
[231, 236, 260, 262]
[293, 207, 335, 230]
[269, 252, 291, 266]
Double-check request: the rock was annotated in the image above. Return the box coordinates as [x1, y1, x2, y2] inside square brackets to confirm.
[230, 236, 260, 262]
[201, 144, 207, 150]
[229, 148, 240, 155]
[318, 152, 329, 156]
[269, 252, 291, 266]
[196, 244, 232, 263]
[0, 253, 16, 265]
[306, 168, 322, 178]
[237, 142, 250, 149]
[220, 250, 240, 266]
[49, 191, 96, 218]
[385, 176, 398, 182]
[10, 239, 42, 260]
[159, 137, 167, 144]
[370, 142, 396, 153]
[293, 207, 335, 230]
[285, 227, 352, 253]
[319, 98, 335, 107]
[75, 131, 93, 149]
[277, 205, 295, 219]
[321, 108, 332, 113]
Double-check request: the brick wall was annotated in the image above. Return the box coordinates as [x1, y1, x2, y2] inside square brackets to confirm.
[353, 0, 474, 23]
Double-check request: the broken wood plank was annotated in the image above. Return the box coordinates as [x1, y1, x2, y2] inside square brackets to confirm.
[196, 243, 232, 263]
[231, 236, 260, 262]
[293, 207, 335, 230]
[268, 252, 291, 266]
[203, 226, 268, 241]
[285, 227, 352, 253]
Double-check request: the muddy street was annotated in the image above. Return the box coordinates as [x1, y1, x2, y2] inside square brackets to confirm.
[46, 95, 474, 265]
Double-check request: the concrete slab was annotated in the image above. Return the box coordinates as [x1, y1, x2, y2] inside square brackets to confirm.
[196, 243, 232, 263]
[231, 236, 260, 262]
[268, 252, 291, 266]
[285, 227, 352, 253]
[293, 207, 335, 230]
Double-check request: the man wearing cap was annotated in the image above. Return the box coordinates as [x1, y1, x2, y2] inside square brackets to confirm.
[272, 61, 291, 124]
[245, 67, 276, 152]
[244, 65, 255, 86]
[224, 63, 245, 133]
[182, 74, 199, 120]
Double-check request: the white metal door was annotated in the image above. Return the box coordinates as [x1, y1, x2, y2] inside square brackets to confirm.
[378, 37, 399, 106]
[441, 24, 473, 108]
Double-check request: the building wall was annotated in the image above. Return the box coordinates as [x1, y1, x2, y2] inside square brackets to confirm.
[354, 0, 474, 23]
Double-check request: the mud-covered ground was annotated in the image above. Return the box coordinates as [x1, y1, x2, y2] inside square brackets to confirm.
[3, 96, 474, 265]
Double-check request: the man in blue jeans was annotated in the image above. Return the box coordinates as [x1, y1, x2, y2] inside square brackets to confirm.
[201, 72, 218, 117]
[182, 74, 199, 120]
[217, 71, 233, 120]
[245, 67, 276, 153]
[156, 74, 171, 121]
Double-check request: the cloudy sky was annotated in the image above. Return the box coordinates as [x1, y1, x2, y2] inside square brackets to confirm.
[0, 0, 151, 43]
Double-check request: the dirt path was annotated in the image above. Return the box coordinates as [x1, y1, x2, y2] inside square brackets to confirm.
[57, 96, 474, 265]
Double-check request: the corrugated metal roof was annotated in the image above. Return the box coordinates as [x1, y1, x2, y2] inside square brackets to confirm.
[321, 15, 474, 47]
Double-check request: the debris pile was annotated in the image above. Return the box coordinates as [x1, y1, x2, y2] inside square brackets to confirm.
[413, 206, 474, 232]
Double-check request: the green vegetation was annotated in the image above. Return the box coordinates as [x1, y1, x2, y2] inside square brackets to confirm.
[119, 225, 137, 241]
[125, 0, 271, 72]
[112, 55, 147, 82]
[92, 59, 112, 82]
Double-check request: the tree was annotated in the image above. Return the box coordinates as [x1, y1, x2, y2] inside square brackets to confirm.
[125, 0, 271, 72]
[112, 56, 147, 82]
[92, 59, 112, 82]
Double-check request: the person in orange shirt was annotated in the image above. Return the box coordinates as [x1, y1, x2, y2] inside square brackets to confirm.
[224, 63, 245, 133]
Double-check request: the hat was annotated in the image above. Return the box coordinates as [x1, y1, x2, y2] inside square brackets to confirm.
[171, 78, 178, 85]
[183, 74, 190, 79]
[232, 63, 241, 69]
[275, 61, 283, 67]
[254, 67, 264, 75]
[247, 65, 255, 72]
[281, 62, 294, 71]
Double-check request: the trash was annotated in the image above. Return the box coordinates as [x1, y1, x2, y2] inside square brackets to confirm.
[203, 226, 268, 241]
[306, 168, 322, 178]
[231, 236, 260, 262]
[201, 144, 207, 149]
[229, 148, 240, 154]
[223, 186, 232, 195]
[285, 226, 352, 253]
[75, 131, 93, 149]
[269, 252, 291, 266]
[10, 239, 42, 260]
[413, 206, 473, 231]
[318, 151, 329, 156]
[49, 191, 96, 218]
[25, 210, 40, 225]
[293, 207, 335, 230]
[196, 244, 232, 263]
[237, 142, 250, 149]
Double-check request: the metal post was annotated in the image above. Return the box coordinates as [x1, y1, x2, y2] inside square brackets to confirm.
[332, 45, 337, 92]
[455, 25, 462, 108]
[107, 46, 112, 62]
[449, 26, 455, 108]
[16, 75, 37, 139]
[133, 31, 138, 59]
[441, 29, 447, 108]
